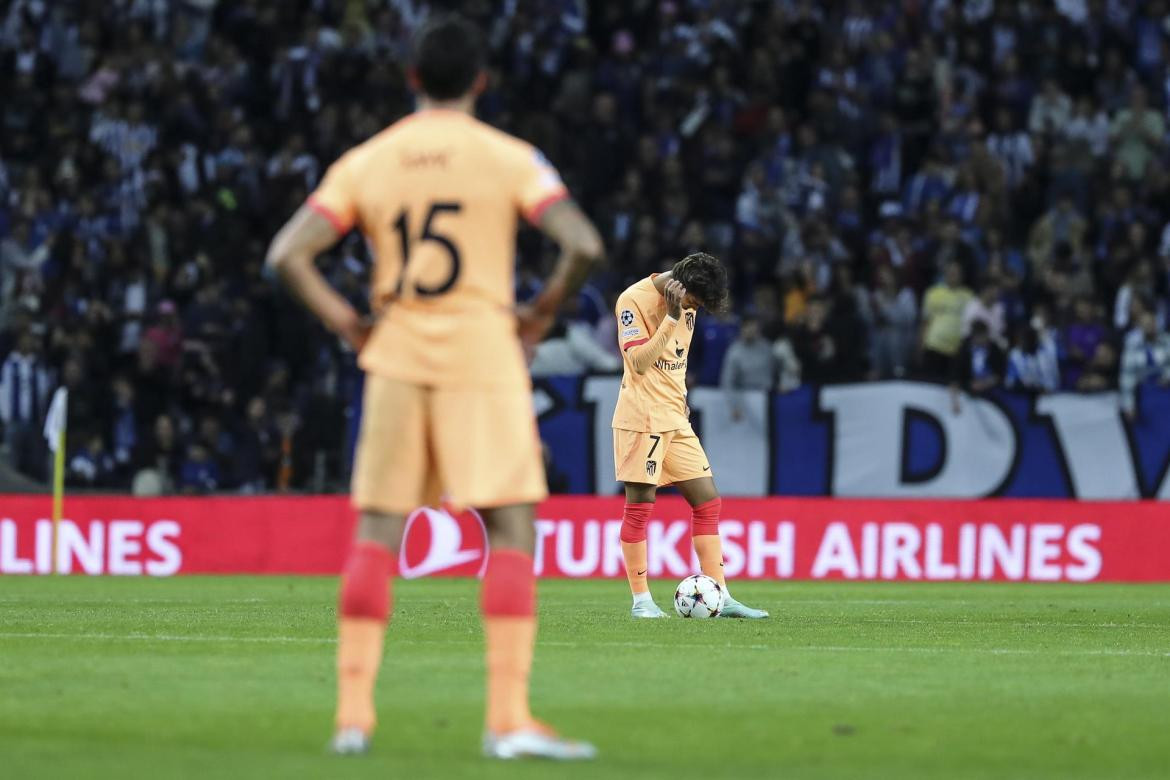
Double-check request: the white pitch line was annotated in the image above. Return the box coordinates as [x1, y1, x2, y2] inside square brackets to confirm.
[1, 632, 1167, 658]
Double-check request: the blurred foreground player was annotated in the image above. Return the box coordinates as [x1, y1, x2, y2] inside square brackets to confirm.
[612, 254, 769, 619]
[266, 16, 603, 760]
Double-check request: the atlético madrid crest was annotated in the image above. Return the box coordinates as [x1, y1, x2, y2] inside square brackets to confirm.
[646, 460, 657, 477]
[685, 311, 694, 330]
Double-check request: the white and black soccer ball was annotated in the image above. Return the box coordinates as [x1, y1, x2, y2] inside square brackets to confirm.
[673, 574, 724, 618]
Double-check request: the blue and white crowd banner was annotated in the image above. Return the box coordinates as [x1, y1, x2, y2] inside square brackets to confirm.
[535, 378, 1170, 500]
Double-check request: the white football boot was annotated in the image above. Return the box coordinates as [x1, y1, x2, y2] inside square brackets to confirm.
[719, 594, 770, 619]
[631, 591, 669, 618]
[329, 727, 371, 755]
[483, 723, 597, 760]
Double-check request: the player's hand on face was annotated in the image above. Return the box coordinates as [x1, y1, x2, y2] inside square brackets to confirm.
[665, 279, 686, 320]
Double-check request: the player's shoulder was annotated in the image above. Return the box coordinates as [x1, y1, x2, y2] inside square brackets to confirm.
[615, 277, 657, 312]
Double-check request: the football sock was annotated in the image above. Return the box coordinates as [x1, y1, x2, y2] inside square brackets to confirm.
[691, 498, 726, 588]
[620, 502, 654, 595]
[336, 541, 395, 733]
[481, 549, 537, 735]
[632, 591, 655, 607]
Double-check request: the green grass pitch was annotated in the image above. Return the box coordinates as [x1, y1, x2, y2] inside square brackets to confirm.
[2, 577, 1168, 779]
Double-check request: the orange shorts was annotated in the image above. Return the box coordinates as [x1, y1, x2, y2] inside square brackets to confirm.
[351, 375, 548, 514]
[612, 425, 711, 486]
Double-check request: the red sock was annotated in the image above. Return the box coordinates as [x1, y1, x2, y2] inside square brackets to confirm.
[620, 502, 654, 594]
[481, 549, 536, 616]
[336, 541, 395, 732]
[339, 541, 396, 619]
[691, 498, 725, 587]
[482, 549, 537, 734]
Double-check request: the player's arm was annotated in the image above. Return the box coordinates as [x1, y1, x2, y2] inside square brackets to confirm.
[518, 199, 605, 349]
[266, 205, 369, 350]
[625, 281, 685, 375]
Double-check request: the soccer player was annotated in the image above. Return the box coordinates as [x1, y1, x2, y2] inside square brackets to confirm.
[266, 16, 603, 760]
[612, 253, 769, 619]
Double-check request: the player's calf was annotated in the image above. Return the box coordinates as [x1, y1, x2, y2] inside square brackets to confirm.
[685, 495, 770, 619]
[334, 529, 398, 745]
[620, 497, 669, 616]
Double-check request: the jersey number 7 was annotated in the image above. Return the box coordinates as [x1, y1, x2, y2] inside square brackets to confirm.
[393, 201, 462, 297]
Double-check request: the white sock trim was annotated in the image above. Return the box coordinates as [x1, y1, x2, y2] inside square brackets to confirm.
[632, 591, 654, 606]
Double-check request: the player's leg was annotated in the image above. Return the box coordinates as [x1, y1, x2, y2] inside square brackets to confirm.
[477, 505, 537, 736]
[333, 376, 431, 753]
[674, 476, 768, 619]
[333, 511, 406, 751]
[668, 430, 768, 619]
[621, 480, 666, 617]
[434, 386, 594, 760]
[613, 428, 668, 617]
[477, 504, 594, 759]
[673, 474, 724, 583]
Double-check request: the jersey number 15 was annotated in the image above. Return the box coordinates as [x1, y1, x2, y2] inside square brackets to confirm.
[393, 201, 462, 297]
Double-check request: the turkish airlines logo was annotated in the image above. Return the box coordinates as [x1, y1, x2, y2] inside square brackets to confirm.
[399, 507, 488, 578]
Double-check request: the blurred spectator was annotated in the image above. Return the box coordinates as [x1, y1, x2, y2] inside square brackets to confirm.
[720, 317, 775, 421]
[869, 266, 917, 379]
[1114, 261, 1160, 332]
[1063, 297, 1109, 389]
[1006, 325, 1061, 392]
[920, 261, 974, 382]
[179, 442, 221, 494]
[962, 279, 1006, 345]
[68, 432, 116, 488]
[135, 414, 179, 492]
[142, 300, 183, 369]
[530, 320, 622, 377]
[792, 296, 848, 384]
[1110, 85, 1164, 182]
[235, 396, 278, 493]
[951, 320, 1007, 413]
[1119, 310, 1170, 419]
[986, 106, 1034, 189]
[1029, 78, 1072, 136]
[108, 374, 141, 484]
[1076, 342, 1119, 393]
[0, 328, 53, 478]
[1029, 196, 1087, 270]
[772, 326, 802, 394]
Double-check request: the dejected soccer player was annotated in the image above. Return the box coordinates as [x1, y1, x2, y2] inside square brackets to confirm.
[266, 15, 603, 760]
[612, 253, 770, 619]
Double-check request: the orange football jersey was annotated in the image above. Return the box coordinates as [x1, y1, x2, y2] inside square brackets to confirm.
[308, 109, 567, 389]
[611, 275, 696, 432]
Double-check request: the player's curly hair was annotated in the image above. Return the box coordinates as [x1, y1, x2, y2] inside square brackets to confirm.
[672, 252, 730, 313]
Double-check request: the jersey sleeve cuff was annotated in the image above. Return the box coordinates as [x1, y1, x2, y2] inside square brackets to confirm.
[307, 195, 353, 234]
[523, 189, 569, 225]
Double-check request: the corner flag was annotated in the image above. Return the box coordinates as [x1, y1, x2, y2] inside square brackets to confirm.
[43, 387, 68, 574]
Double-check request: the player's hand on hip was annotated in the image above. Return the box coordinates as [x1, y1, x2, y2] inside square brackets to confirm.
[665, 279, 686, 320]
[516, 304, 554, 363]
[333, 309, 372, 353]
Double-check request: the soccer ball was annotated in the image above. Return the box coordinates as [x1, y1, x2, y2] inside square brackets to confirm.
[673, 574, 724, 618]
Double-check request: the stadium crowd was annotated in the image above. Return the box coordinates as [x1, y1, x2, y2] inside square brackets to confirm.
[4, 0, 1170, 493]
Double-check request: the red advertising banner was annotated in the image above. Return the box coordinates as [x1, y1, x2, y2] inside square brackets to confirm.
[1, 495, 1168, 582]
